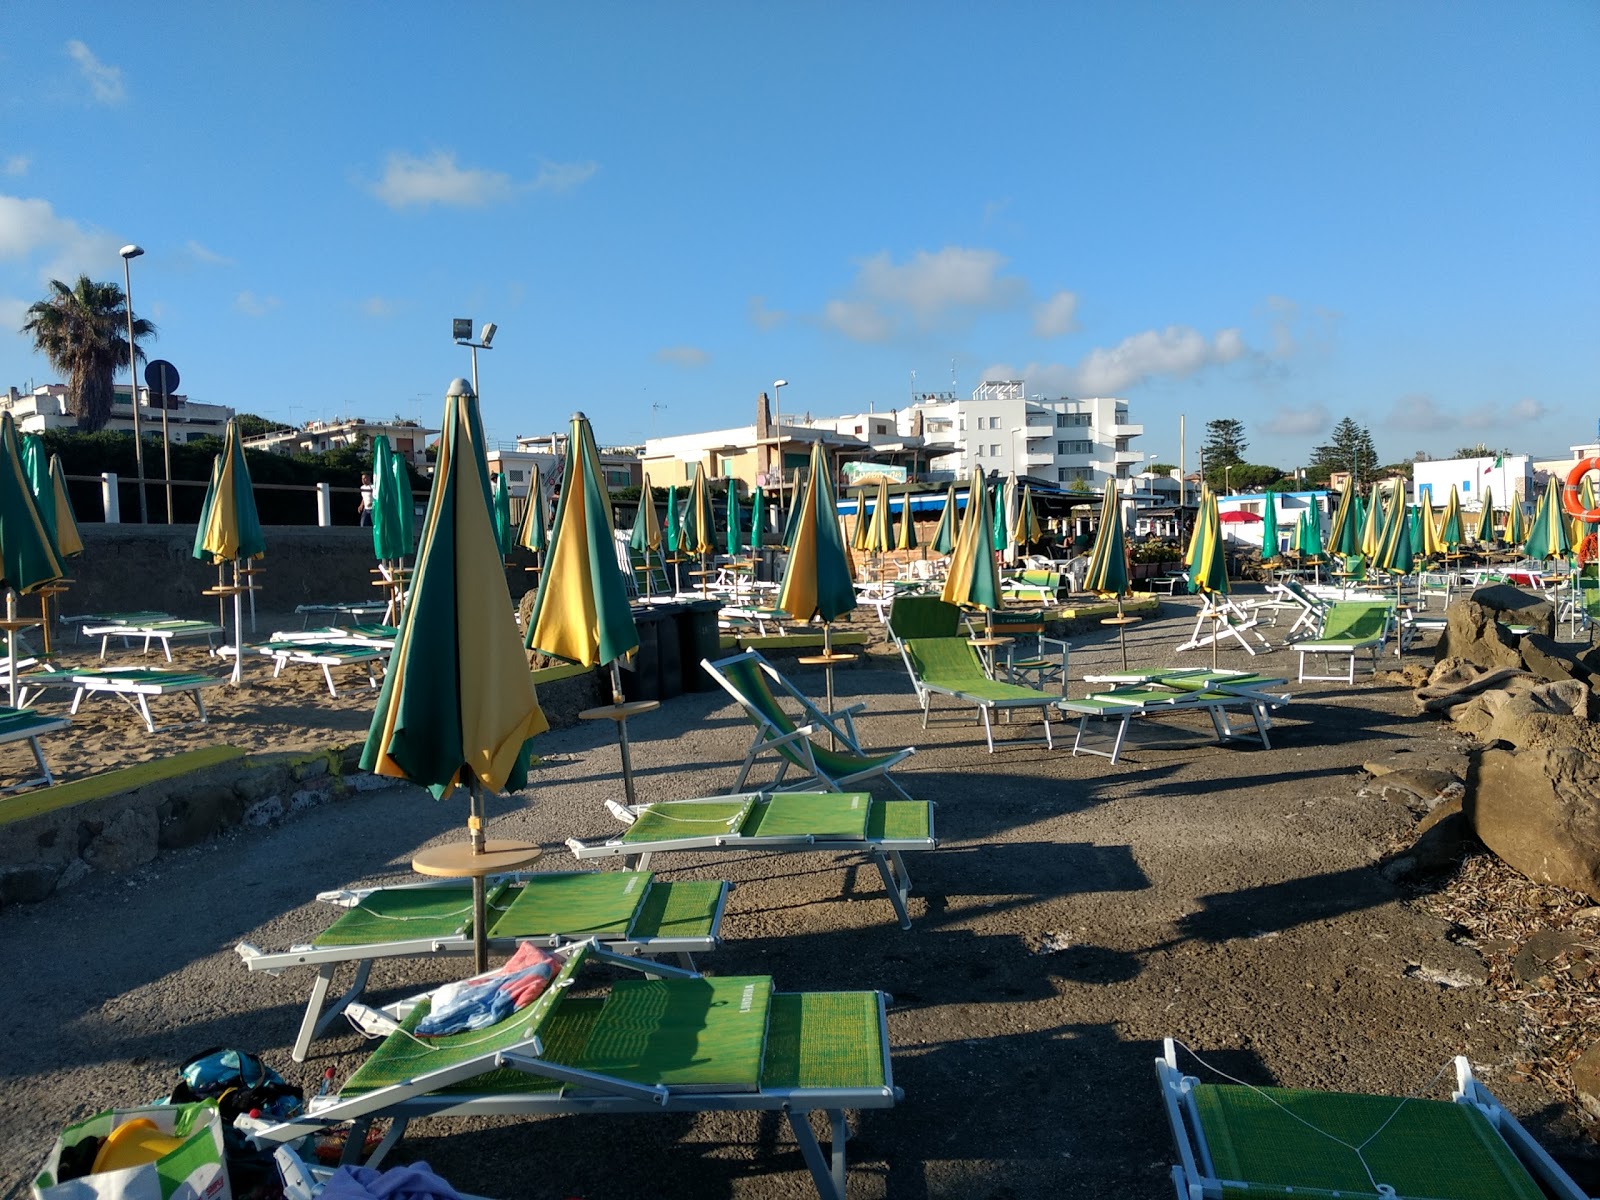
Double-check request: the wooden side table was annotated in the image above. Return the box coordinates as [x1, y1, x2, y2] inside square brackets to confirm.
[413, 839, 542, 971]
[797, 651, 857, 747]
[580, 699, 661, 806]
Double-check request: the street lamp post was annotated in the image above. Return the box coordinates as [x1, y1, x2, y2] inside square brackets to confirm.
[452, 319, 496, 397]
[119, 245, 147, 523]
[772, 379, 788, 532]
[1009, 427, 1023, 477]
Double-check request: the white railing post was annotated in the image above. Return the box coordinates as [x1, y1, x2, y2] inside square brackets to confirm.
[101, 472, 120, 523]
[315, 482, 332, 527]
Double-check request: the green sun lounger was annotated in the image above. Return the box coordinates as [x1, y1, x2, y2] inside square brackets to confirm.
[81, 618, 224, 661]
[568, 791, 936, 930]
[1295, 601, 1396, 683]
[1157, 1038, 1590, 1199]
[17, 667, 224, 732]
[0, 706, 71, 790]
[246, 639, 389, 697]
[702, 650, 916, 797]
[1062, 672, 1291, 764]
[237, 870, 730, 1062]
[251, 941, 899, 1200]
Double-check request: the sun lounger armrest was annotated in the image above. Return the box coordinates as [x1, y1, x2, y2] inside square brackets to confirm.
[605, 798, 637, 826]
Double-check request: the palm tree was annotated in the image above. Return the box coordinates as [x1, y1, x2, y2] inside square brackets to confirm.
[21, 275, 157, 432]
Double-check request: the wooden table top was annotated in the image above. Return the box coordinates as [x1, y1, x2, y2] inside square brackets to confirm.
[412, 839, 542, 878]
[1101, 616, 1142, 627]
[798, 651, 858, 665]
[580, 700, 662, 722]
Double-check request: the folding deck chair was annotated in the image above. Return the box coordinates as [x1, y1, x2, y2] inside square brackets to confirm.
[959, 606, 1070, 693]
[82, 617, 224, 661]
[887, 597, 1065, 752]
[1175, 593, 1274, 656]
[702, 650, 916, 797]
[271, 624, 398, 648]
[0, 706, 71, 789]
[1295, 601, 1396, 683]
[252, 940, 899, 1200]
[1259, 578, 1331, 642]
[1156, 1038, 1591, 1199]
[18, 667, 224, 732]
[230, 639, 389, 697]
[236, 870, 730, 1061]
[569, 790, 936, 930]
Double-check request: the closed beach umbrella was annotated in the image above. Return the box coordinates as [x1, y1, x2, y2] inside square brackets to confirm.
[682, 463, 715, 558]
[779, 483, 803, 549]
[0, 417, 63, 699]
[361, 378, 548, 971]
[630, 472, 663, 599]
[778, 440, 857, 633]
[748, 486, 765, 554]
[663, 485, 681, 556]
[46, 456, 83, 560]
[931, 484, 959, 555]
[942, 467, 1002, 617]
[1407, 506, 1424, 557]
[991, 480, 1007, 553]
[1187, 490, 1229, 597]
[492, 472, 514, 558]
[1523, 476, 1570, 563]
[19, 433, 59, 558]
[865, 479, 893, 556]
[193, 418, 264, 684]
[391, 450, 416, 559]
[1326, 486, 1355, 558]
[723, 481, 741, 557]
[851, 488, 871, 551]
[1359, 485, 1385, 559]
[370, 436, 407, 564]
[518, 464, 549, 554]
[526, 411, 640, 675]
[1374, 496, 1414, 579]
[1417, 494, 1442, 560]
[1014, 484, 1042, 550]
[1084, 481, 1129, 597]
[1439, 485, 1464, 553]
[1504, 495, 1527, 548]
[1298, 505, 1325, 563]
[895, 490, 919, 553]
[1472, 486, 1495, 545]
[1259, 494, 1282, 563]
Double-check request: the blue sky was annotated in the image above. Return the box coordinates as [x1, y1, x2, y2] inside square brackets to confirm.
[3, 3, 1595, 471]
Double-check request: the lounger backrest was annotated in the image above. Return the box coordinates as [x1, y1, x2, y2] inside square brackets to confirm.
[903, 637, 987, 686]
[1320, 602, 1392, 642]
[888, 596, 962, 641]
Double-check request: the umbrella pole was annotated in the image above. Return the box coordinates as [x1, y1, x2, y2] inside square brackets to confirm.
[609, 660, 640, 807]
[1117, 595, 1129, 671]
[6, 591, 16, 709]
[469, 778, 489, 972]
[231, 559, 244, 685]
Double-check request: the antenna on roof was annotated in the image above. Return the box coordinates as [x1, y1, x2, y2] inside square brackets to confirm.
[950, 358, 957, 390]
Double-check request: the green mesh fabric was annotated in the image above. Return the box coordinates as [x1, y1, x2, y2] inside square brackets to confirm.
[806, 739, 906, 781]
[621, 797, 756, 844]
[487, 872, 653, 937]
[743, 793, 871, 840]
[575, 975, 773, 1091]
[628, 880, 725, 938]
[1314, 603, 1393, 644]
[905, 638, 1057, 704]
[866, 800, 932, 841]
[888, 596, 962, 640]
[760, 992, 886, 1091]
[266, 642, 384, 660]
[312, 883, 497, 947]
[1193, 1085, 1544, 1199]
[341, 943, 593, 1094]
[0, 707, 59, 733]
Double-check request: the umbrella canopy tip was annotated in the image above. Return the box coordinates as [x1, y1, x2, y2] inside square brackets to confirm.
[448, 377, 474, 399]
[572, 411, 587, 421]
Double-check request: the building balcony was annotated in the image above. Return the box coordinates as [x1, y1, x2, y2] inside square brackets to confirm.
[1113, 423, 1144, 438]
[1115, 450, 1145, 464]
[1024, 451, 1056, 467]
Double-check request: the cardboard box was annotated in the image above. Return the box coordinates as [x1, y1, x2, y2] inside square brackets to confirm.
[33, 1102, 230, 1200]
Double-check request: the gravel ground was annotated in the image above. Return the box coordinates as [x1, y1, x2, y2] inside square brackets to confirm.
[3, 595, 1597, 1197]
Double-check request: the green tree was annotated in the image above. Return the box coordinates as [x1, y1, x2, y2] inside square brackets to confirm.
[22, 276, 157, 432]
[1201, 418, 1247, 488]
[1145, 462, 1178, 475]
[1228, 463, 1286, 490]
[1309, 417, 1377, 486]
[1453, 442, 1510, 460]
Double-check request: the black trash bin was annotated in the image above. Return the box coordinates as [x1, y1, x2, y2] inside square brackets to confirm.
[654, 602, 684, 699]
[621, 605, 662, 703]
[678, 599, 723, 692]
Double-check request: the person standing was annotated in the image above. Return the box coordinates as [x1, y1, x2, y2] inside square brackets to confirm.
[358, 473, 374, 526]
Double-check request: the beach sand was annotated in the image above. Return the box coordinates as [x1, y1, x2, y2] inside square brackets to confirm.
[2, 598, 1596, 1197]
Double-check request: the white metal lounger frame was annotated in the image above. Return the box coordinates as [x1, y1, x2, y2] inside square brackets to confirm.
[1155, 1038, 1591, 1200]
[263, 643, 387, 698]
[236, 873, 730, 1062]
[294, 601, 390, 628]
[1061, 687, 1286, 765]
[83, 620, 223, 662]
[253, 944, 900, 1200]
[0, 711, 70, 790]
[59, 671, 222, 732]
[1295, 608, 1395, 684]
[889, 634, 1060, 753]
[569, 794, 936, 930]
[1174, 594, 1273, 656]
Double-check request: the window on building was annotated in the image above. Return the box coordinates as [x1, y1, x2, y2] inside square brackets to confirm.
[1115, 437, 1130, 452]
[876, 424, 888, 434]
[989, 416, 1001, 429]
[1056, 414, 1068, 427]
[1057, 467, 1069, 481]
[975, 445, 983, 457]
[958, 419, 966, 432]
[1057, 441, 1067, 455]
[508, 469, 525, 482]
[990, 445, 1001, 456]
[1116, 464, 1129, 479]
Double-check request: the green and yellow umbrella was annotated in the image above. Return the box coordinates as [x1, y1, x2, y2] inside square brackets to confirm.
[991, 480, 1008, 554]
[361, 378, 548, 969]
[1298, 504, 1325, 568]
[0, 414, 64, 700]
[1014, 484, 1043, 551]
[1187, 490, 1229, 597]
[1084, 480, 1134, 666]
[931, 484, 959, 555]
[663, 485, 681, 557]
[19, 434, 60, 560]
[1327, 486, 1356, 558]
[1373, 494, 1414, 588]
[518, 464, 550, 555]
[779, 480, 804, 549]
[943, 466, 1002, 628]
[1359, 484, 1385, 559]
[1416, 493, 1442, 560]
[682, 463, 716, 593]
[865, 479, 893, 559]
[1523, 476, 1570, 563]
[46, 455, 83, 560]
[391, 448, 416, 561]
[630, 473, 663, 599]
[895, 489, 919, 555]
[1438, 485, 1464, 554]
[193, 418, 265, 683]
[370, 436, 407, 565]
[1504, 494, 1528, 547]
[1472, 486, 1495, 545]
[1259, 494, 1282, 565]
[851, 488, 872, 552]
[492, 472, 514, 559]
[777, 440, 857, 653]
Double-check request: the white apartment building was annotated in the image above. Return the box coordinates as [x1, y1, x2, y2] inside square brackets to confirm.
[1412, 454, 1533, 511]
[896, 380, 1144, 491]
[245, 417, 437, 467]
[2, 384, 235, 442]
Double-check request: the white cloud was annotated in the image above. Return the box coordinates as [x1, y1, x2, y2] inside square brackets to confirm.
[4, 157, 28, 178]
[0, 297, 29, 332]
[66, 40, 125, 105]
[533, 159, 599, 193]
[1032, 290, 1079, 338]
[235, 291, 279, 317]
[821, 246, 1026, 342]
[370, 151, 515, 209]
[1070, 326, 1246, 394]
[1262, 402, 1330, 437]
[747, 295, 785, 331]
[655, 345, 709, 368]
[361, 296, 396, 318]
[184, 239, 232, 266]
[1385, 393, 1550, 435]
[1461, 395, 1549, 429]
[0, 194, 120, 281]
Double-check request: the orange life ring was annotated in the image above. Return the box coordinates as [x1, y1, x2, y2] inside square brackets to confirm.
[1563, 458, 1600, 521]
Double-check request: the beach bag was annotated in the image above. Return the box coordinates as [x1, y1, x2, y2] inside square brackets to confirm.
[34, 1102, 230, 1200]
[167, 1049, 302, 1124]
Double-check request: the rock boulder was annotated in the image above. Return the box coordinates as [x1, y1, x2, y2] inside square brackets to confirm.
[1467, 746, 1600, 901]
[1434, 589, 1549, 670]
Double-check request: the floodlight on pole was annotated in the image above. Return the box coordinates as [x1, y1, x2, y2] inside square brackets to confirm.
[772, 379, 788, 527]
[120, 245, 148, 523]
[453, 318, 496, 398]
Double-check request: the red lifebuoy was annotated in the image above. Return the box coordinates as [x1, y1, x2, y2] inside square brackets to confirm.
[1563, 458, 1600, 521]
